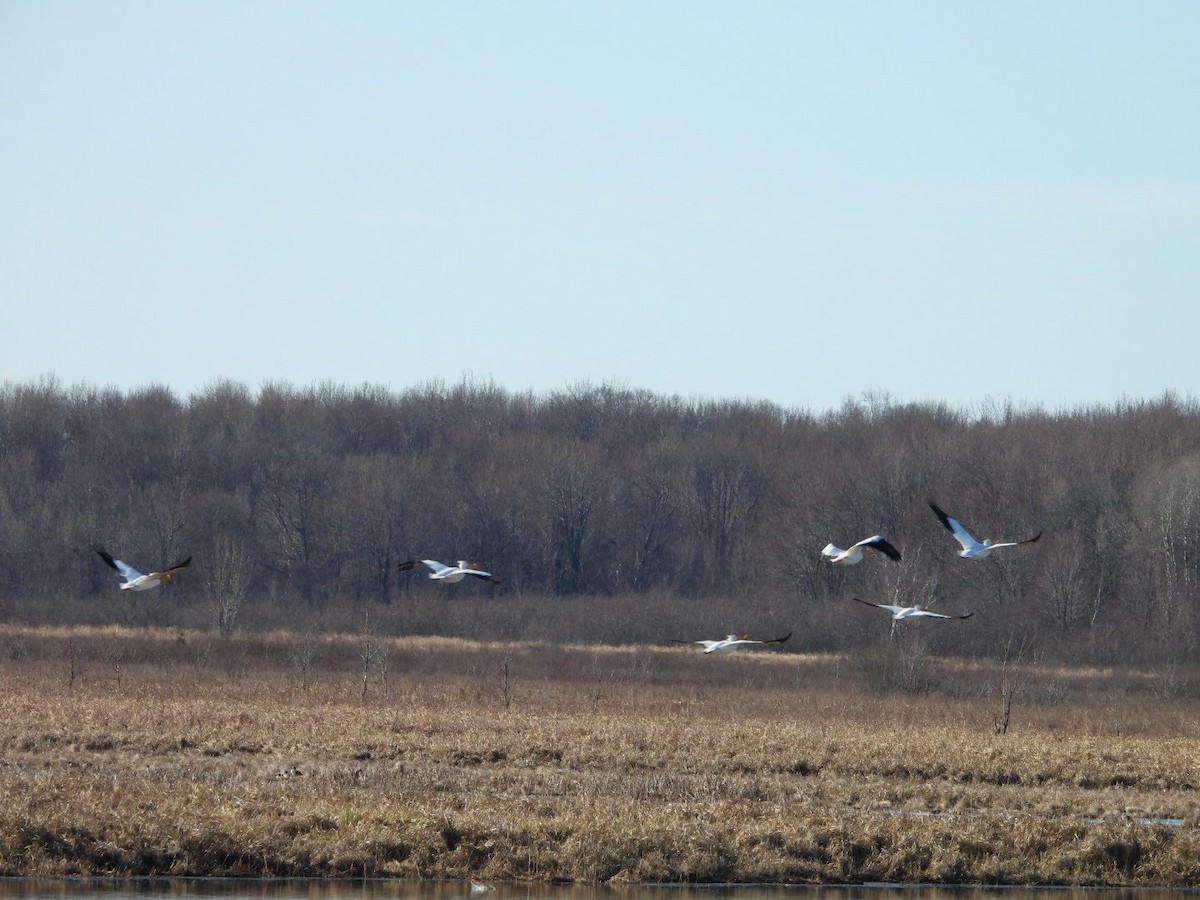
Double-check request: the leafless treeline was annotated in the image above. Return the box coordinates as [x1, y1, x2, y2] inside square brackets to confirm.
[2, 376, 1199, 664]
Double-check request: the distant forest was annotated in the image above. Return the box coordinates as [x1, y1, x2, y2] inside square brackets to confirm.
[2, 376, 1199, 666]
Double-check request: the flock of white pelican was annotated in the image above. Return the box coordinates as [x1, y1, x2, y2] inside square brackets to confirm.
[94, 499, 1039, 653]
[676, 499, 1040, 651]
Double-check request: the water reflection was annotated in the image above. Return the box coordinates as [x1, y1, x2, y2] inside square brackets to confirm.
[0, 882, 1195, 900]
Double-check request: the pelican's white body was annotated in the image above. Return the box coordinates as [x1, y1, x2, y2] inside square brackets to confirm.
[696, 634, 766, 653]
[117, 569, 168, 591]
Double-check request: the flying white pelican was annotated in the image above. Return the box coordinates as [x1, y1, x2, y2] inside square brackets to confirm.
[671, 632, 792, 654]
[853, 597, 973, 622]
[821, 534, 901, 565]
[96, 549, 191, 591]
[399, 559, 502, 584]
[929, 501, 1041, 559]
[854, 596, 972, 638]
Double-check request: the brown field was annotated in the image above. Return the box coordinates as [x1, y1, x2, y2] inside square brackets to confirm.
[2, 624, 1200, 886]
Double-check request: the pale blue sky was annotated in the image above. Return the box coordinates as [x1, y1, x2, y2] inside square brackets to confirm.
[3, 2, 1198, 412]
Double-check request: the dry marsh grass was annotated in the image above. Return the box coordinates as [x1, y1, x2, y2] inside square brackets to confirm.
[2, 624, 1200, 885]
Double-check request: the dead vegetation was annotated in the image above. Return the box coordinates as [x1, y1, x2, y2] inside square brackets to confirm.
[2, 624, 1200, 885]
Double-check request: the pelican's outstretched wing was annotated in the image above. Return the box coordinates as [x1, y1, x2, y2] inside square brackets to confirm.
[987, 532, 1043, 551]
[151, 557, 192, 580]
[399, 559, 450, 575]
[96, 548, 142, 581]
[461, 563, 503, 584]
[928, 502, 984, 553]
[852, 597, 905, 615]
[671, 638, 719, 650]
[724, 632, 791, 649]
[854, 535, 902, 561]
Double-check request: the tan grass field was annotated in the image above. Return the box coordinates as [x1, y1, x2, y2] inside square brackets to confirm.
[2, 624, 1200, 885]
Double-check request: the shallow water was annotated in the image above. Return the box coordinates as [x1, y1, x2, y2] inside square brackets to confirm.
[0, 881, 1196, 900]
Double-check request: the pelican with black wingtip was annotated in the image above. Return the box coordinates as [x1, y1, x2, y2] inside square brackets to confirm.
[821, 534, 902, 565]
[96, 549, 191, 591]
[671, 632, 792, 654]
[399, 558, 503, 584]
[929, 501, 1041, 559]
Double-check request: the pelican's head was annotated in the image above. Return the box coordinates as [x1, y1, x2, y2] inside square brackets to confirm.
[458, 560, 470, 568]
[982, 539, 993, 547]
[161, 574, 174, 584]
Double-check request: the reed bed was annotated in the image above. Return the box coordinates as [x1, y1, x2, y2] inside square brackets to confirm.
[1, 625, 1199, 885]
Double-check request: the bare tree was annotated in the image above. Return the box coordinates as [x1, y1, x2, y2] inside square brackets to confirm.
[206, 535, 253, 635]
[545, 443, 600, 594]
